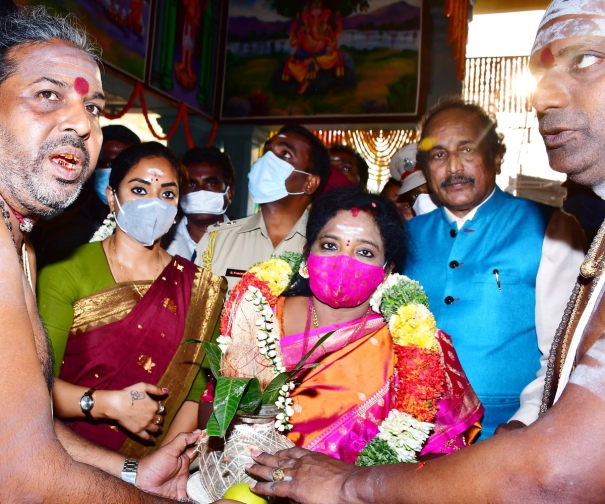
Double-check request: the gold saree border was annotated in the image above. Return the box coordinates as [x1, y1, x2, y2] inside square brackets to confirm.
[120, 266, 227, 457]
[71, 281, 151, 334]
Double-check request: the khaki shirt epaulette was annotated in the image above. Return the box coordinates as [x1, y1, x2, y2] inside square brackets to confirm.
[205, 219, 245, 232]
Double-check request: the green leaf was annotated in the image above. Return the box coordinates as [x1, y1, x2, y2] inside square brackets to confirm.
[212, 377, 251, 438]
[201, 341, 223, 380]
[380, 280, 430, 321]
[355, 438, 401, 467]
[279, 251, 303, 275]
[261, 331, 335, 405]
[261, 371, 293, 405]
[205, 412, 221, 437]
[237, 378, 262, 414]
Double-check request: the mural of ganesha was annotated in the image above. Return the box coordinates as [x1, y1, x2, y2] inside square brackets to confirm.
[223, 0, 422, 119]
[282, 0, 346, 94]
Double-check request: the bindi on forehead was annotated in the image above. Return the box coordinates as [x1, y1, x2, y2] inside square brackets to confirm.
[351, 207, 359, 217]
[74, 77, 89, 95]
[540, 47, 555, 66]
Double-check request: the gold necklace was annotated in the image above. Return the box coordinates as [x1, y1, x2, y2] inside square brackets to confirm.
[112, 237, 162, 298]
[310, 300, 370, 342]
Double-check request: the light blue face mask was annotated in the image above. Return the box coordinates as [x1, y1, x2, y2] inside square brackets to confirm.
[114, 193, 177, 247]
[248, 151, 311, 204]
[94, 168, 111, 205]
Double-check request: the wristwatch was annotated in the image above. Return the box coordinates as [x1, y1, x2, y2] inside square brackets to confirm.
[79, 388, 96, 419]
[121, 458, 139, 485]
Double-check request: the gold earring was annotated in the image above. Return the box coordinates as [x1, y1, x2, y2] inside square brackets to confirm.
[299, 261, 309, 279]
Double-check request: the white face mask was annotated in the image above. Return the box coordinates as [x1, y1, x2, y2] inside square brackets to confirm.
[248, 151, 310, 204]
[114, 194, 178, 247]
[412, 193, 439, 216]
[179, 186, 229, 215]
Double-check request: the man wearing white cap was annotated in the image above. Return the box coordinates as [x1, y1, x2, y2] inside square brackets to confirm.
[243, 2, 605, 501]
[389, 142, 439, 220]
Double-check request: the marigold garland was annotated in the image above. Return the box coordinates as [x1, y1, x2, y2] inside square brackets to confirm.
[393, 346, 445, 422]
[357, 273, 446, 466]
[389, 304, 438, 350]
[248, 258, 293, 297]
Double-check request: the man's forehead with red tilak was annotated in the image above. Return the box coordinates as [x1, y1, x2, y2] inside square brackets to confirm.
[73, 76, 89, 95]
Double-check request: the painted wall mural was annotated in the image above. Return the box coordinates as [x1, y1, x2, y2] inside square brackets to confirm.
[221, 0, 423, 120]
[149, 0, 221, 116]
[19, 0, 151, 81]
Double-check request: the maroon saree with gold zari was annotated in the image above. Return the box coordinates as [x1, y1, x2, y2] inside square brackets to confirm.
[59, 256, 226, 457]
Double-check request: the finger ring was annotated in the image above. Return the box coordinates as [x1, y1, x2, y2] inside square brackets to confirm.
[271, 467, 286, 482]
[157, 402, 165, 415]
[155, 415, 162, 425]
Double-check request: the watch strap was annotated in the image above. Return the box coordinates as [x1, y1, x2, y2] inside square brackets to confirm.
[120, 458, 139, 485]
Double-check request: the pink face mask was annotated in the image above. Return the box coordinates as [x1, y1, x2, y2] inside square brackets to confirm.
[307, 253, 385, 308]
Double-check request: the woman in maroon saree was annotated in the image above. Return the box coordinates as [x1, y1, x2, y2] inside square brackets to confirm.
[37, 143, 226, 457]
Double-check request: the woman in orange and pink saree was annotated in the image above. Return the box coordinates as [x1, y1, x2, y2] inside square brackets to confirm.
[277, 187, 482, 462]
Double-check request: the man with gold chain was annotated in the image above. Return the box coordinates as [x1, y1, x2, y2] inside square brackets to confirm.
[243, 1, 605, 500]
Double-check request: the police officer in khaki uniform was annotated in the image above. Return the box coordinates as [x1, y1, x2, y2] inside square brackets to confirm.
[195, 125, 330, 291]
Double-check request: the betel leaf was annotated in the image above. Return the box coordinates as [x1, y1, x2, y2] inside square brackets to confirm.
[236, 378, 262, 414]
[261, 331, 335, 404]
[205, 411, 221, 437]
[212, 377, 251, 438]
[201, 341, 223, 380]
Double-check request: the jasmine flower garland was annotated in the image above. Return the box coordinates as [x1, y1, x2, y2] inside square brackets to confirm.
[216, 335, 232, 354]
[377, 410, 434, 463]
[214, 265, 446, 444]
[89, 213, 116, 243]
[369, 274, 429, 321]
[248, 286, 286, 375]
[274, 382, 296, 432]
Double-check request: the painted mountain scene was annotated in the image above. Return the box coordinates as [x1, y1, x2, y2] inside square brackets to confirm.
[222, 0, 423, 119]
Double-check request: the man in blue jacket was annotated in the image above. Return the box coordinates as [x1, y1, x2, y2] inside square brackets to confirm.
[403, 99, 585, 439]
